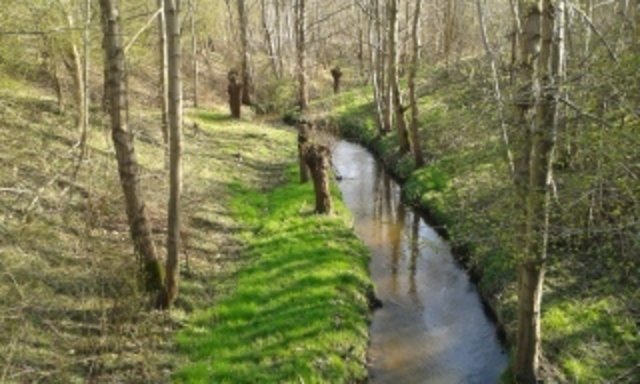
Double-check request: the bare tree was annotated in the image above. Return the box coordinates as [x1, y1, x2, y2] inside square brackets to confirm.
[238, 0, 253, 105]
[295, 0, 308, 109]
[158, 0, 183, 309]
[156, 0, 169, 145]
[389, 0, 410, 154]
[99, 0, 163, 294]
[476, 0, 514, 175]
[513, 0, 564, 381]
[408, 0, 425, 167]
[190, 0, 199, 107]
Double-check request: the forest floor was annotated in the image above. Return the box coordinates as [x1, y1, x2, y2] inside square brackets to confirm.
[309, 61, 639, 383]
[0, 73, 371, 383]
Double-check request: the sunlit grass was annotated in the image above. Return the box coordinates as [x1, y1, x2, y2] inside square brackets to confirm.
[175, 168, 372, 384]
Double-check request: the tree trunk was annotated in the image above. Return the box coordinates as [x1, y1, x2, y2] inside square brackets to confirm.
[158, 0, 183, 310]
[382, 0, 392, 133]
[238, 0, 253, 105]
[98, 0, 163, 294]
[514, 0, 561, 380]
[408, 0, 425, 167]
[80, 0, 90, 159]
[190, 0, 198, 108]
[389, 0, 409, 153]
[261, 0, 280, 78]
[330, 66, 342, 94]
[369, 0, 385, 132]
[476, 0, 515, 176]
[228, 70, 242, 118]
[297, 121, 311, 183]
[156, 0, 169, 145]
[295, 0, 308, 109]
[303, 143, 332, 214]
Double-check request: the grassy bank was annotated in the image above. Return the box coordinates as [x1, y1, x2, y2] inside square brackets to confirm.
[1, 70, 373, 382]
[313, 61, 639, 382]
[174, 167, 372, 383]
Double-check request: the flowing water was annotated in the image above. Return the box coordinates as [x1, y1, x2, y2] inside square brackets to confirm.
[332, 140, 508, 384]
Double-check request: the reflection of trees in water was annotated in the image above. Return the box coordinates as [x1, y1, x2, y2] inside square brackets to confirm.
[409, 212, 419, 297]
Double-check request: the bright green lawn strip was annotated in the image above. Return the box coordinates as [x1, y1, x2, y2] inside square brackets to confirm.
[175, 168, 371, 384]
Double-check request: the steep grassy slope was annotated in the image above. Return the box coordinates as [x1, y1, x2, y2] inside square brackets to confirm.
[315, 60, 639, 382]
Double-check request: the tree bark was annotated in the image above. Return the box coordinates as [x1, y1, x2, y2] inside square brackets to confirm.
[238, 0, 253, 105]
[303, 143, 332, 214]
[99, 0, 163, 294]
[156, 0, 169, 145]
[228, 70, 242, 118]
[159, 0, 183, 310]
[261, 0, 280, 78]
[389, 0, 409, 153]
[514, 0, 562, 380]
[190, 0, 198, 108]
[369, 0, 385, 132]
[408, 0, 425, 167]
[295, 0, 308, 109]
[297, 121, 311, 183]
[330, 66, 342, 94]
[382, 0, 392, 133]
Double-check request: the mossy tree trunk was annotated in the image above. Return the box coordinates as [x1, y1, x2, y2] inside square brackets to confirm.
[513, 0, 563, 381]
[99, 0, 163, 294]
[228, 70, 242, 118]
[303, 143, 332, 214]
[330, 66, 342, 94]
[297, 121, 311, 183]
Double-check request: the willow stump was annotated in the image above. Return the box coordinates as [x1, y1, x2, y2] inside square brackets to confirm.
[227, 69, 242, 118]
[297, 121, 312, 183]
[330, 66, 343, 94]
[303, 143, 332, 214]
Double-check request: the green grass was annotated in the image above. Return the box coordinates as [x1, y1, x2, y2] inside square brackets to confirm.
[175, 168, 372, 384]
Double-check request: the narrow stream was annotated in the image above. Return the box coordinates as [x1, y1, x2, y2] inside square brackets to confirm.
[332, 140, 508, 384]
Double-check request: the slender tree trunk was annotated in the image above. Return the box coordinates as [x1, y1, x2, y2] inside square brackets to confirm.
[156, 0, 169, 145]
[99, 0, 163, 294]
[514, 0, 561, 380]
[64, 42, 85, 134]
[190, 0, 198, 107]
[509, 0, 521, 84]
[80, 0, 90, 159]
[238, 0, 253, 105]
[369, 0, 384, 131]
[275, 0, 284, 77]
[382, 1, 393, 133]
[389, 0, 409, 152]
[476, 0, 515, 175]
[159, 0, 183, 309]
[408, 0, 425, 167]
[295, 0, 308, 109]
[261, 0, 280, 78]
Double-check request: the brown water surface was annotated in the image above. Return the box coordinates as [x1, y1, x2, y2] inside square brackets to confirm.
[333, 141, 508, 384]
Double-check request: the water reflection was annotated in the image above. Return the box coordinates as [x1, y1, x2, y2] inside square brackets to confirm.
[333, 141, 507, 384]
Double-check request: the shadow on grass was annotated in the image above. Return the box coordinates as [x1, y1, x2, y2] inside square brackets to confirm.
[175, 174, 372, 384]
